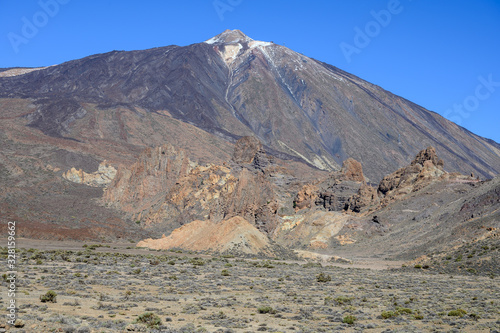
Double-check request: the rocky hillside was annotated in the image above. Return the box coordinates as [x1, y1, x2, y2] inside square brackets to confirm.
[0, 30, 498, 269]
[0, 30, 499, 182]
[101, 137, 498, 269]
[103, 137, 292, 236]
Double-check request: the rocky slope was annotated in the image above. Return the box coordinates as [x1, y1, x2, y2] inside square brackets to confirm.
[0, 30, 499, 181]
[103, 137, 288, 237]
[105, 138, 498, 265]
[0, 30, 498, 267]
[334, 173, 500, 262]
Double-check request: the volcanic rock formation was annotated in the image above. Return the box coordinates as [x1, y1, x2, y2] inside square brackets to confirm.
[293, 157, 366, 211]
[103, 137, 282, 236]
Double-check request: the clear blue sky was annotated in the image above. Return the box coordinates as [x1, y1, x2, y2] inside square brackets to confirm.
[1, 0, 499, 143]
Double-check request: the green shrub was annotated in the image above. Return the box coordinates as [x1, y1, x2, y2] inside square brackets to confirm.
[414, 313, 424, 320]
[134, 312, 162, 328]
[335, 296, 353, 305]
[414, 264, 422, 269]
[190, 258, 205, 266]
[342, 315, 356, 325]
[40, 290, 57, 303]
[316, 272, 331, 283]
[381, 310, 398, 319]
[221, 269, 230, 276]
[469, 313, 480, 320]
[257, 306, 276, 314]
[303, 262, 322, 268]
[262, 261, 275, 269]
[396, 307, 413, 315]
[448, 309, 467, 317]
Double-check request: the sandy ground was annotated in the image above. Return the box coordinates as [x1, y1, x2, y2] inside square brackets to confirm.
[1, 238, 498, 332]
[9, 238, 406, 269]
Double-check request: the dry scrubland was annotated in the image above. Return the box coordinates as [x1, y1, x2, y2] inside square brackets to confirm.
[1, 244, 499, 333]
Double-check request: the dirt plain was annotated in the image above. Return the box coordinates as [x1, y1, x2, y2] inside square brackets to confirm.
[1, 239, 499, 333]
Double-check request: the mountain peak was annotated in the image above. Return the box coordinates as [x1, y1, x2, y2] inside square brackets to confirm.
[205, 29, 254, 45]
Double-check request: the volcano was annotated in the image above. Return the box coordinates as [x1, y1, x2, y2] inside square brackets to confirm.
[0, 29, 499, 182]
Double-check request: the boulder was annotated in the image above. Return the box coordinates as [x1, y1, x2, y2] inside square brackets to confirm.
[232, 136, 263, 164]
[340, 157, 366, 182]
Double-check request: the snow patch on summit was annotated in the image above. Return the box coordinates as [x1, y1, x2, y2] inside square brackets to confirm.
[207, 30, 273, 65]
[205, 29, 253, 45]
[249, 41, 272, 48]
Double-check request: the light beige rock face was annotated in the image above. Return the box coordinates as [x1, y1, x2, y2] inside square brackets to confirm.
[62, 161, 117, 187]
[294, 184, 319, 211]
[0, 67, 49, 77]
[110, 143, 490, 258]
[274, 210, 351, 249]
[294, 250, 352, 263]
[137, 216, 273, 255]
